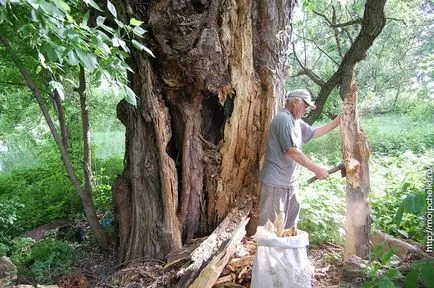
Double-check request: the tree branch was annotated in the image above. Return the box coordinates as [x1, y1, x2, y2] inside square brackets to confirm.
[313, 9, 361, 28]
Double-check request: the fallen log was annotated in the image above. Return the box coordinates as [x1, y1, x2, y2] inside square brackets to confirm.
[370, 230, 431, 260]
[175, 199, 252, 288]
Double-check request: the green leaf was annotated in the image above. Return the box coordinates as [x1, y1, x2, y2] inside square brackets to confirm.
[405, 269, 419, 288]
[384, 268, 403, 280]
[119, 39, 129, 52]
[402, 193, 425, 214]
[49, 81, 65, 101]
[372, 242, 385, 260]
[381, 248, 395, 265]
[377, 278, 396, 288]
[75, 50, 97, 71]
[96, 16, 106, 26]
[107, 0, 117, 19]
[82, 11, 90, 26]
[394, 205, 404, 225]
[95, 38, 111, 56]
[132, 40, 155, 58]
[133, 26, 146, 37]
[83, 0, 102, 11]
[124, 86, 137, 106]
[67, 50, 79, 66]
[38, 53, 47, 69]
[129, 18, 143, 26]
[420, 263, 434, 288]
[114, 18, 124, 28]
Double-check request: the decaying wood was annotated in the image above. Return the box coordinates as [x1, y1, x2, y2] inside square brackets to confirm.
[371, 230, 431, 260]
[175, 200, 252, 287]
[340, 74, 371, 259]
[338, 0, 387, 259]
[113, 0, 296, 261]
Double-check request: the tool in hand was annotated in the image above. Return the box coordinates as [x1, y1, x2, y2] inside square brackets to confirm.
[307, 162, 346, 184]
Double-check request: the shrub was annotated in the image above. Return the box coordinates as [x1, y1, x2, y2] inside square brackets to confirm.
[298, 175, 346, 245]
[9, 237, 78, 283]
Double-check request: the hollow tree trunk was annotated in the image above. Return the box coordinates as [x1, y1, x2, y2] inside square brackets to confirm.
[340, 72, 371, 258]
[113, 0, 295, 262]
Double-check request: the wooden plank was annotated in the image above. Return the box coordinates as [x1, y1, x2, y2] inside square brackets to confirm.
[175, 200, 252, 288]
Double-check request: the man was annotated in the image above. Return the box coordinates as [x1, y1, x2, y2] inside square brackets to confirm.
[258, 89, 340, 228]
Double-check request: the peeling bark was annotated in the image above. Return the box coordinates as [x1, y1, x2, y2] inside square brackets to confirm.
[113, 0, 295, 261]
[340, 74, 371, 258]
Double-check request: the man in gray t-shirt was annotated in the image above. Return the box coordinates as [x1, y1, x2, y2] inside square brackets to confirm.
[258, 89, 340, 228]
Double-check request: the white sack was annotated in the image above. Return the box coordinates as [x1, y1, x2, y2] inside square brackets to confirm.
[251, 227, 314, 288]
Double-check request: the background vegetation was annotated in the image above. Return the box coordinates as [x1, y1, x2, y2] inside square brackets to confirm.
[0, 0, 433, 285]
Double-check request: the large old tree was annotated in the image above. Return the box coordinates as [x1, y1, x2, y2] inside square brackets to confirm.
[112, 0, 296, 262]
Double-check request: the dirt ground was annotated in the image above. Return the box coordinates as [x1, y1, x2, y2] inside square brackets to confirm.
[60, 236, 344, 288]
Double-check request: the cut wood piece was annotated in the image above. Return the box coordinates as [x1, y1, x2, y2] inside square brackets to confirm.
[215, 274, 236, 284]
[370, 230, 431, 260]
[165, 237, 206, 269]
[175, 200, 252, 288]
[228, 255, 255, 269]
[189, 216, 249, 288]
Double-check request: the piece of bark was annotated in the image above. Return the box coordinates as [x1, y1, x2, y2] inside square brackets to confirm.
[175, 200, 252, 287]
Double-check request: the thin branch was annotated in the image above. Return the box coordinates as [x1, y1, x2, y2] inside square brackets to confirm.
[293, 32, 340, 66]
[386, 17, 407, 25]
[332, 6, 344, 59]
[343, 27, 355, 45]
[291, 42, 325, 86]
[313, 9, 361, 28]
[330, 19, 362, 28]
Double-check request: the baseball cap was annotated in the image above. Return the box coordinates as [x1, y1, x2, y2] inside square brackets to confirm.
[285, 89, 316, 109]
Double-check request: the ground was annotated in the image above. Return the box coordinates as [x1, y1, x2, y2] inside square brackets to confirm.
[62, 236, 344, 288]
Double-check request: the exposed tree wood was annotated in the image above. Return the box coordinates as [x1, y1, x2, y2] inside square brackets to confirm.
[175, 200, 251, 288]
[113, 0, 296, 260]
[371, 230, 431, 260]
[188, 215, 249, 288]
[340, 74, 371, 259]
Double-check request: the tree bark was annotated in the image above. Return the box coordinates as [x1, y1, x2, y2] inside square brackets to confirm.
[0, 34, 108, 249]
[78, 65, 94, 198]
[113, 0, 295, 262]
[51, 89, 70, 149]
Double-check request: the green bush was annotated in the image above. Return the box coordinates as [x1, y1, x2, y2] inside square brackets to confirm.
[0, 200, 24, 243]
[9, 237, 78, 283]
[298, 175, 346, 245]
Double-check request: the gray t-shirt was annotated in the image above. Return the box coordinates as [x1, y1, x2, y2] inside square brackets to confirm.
[260, 108, 315, 187]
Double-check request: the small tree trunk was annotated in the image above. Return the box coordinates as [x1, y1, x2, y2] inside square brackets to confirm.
[78, 65, 94, 197]
[340, 72, 371, 258]
[51, 89, 70, 149]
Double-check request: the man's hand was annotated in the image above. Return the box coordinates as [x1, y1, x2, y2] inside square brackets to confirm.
[313, 166, 329, 180]
[332, 114, 341, 128]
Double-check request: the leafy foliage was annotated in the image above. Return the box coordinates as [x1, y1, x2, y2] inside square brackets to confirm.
[9, 236, 78, 283]
[299, 158, 346, 245]
[362, 243, 403, 288]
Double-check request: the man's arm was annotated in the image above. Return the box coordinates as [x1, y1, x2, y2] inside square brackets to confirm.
[313, 114, 340, 139]
[287, 147, 329, 179]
